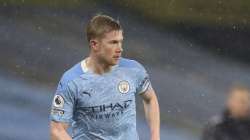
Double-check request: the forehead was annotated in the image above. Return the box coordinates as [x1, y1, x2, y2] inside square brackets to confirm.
[102, 30, 123, 40]
[230, 89, 250, 99]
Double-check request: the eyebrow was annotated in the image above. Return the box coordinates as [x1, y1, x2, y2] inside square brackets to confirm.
[109, 38, 123, 42]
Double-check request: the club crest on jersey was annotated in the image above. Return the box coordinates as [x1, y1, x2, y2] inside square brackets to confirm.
[53, 95, 64, 108]
[118, 80, 130, 94]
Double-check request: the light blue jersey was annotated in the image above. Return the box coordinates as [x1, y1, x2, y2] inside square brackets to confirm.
[50, 58, 151, 140]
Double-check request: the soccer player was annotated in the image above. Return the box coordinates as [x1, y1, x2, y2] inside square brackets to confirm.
[50, 14, 160, 140]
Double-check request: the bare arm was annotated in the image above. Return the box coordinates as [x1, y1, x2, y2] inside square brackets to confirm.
[141, 87, 160, 140]
[50, 121, 72, 140]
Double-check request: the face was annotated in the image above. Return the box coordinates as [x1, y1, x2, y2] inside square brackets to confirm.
[91, 30, 123, 66]
[227, 88, 250, 118]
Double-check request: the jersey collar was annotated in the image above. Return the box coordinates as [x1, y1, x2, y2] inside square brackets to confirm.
[80, 58, 119, 74]
[80, 59, 89, 73]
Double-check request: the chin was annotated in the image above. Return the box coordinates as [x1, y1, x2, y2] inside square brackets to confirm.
[110, 60, 119, 65]
[110, 61, 118, 65]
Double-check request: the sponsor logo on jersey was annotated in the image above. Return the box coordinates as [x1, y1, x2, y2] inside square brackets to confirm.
[77, 100, 133, 120]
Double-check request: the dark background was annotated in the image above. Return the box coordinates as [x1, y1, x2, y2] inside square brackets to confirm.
[0, 0, 250, 139]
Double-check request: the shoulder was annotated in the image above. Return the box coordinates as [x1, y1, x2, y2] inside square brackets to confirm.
[206, 115, 223, 128]
[118, 58, 146, 71]
[202, 115, 223, 140]
[59, 62, 84, 87]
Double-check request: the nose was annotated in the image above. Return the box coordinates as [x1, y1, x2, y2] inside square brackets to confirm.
[116, 43, 123, 53]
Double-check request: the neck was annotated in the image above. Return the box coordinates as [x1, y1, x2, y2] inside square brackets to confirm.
[86, 55, 113, 75]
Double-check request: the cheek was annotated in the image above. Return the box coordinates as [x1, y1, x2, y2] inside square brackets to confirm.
[99, 47, 113, 60]
[103, 45, 116, 55]
[240, 101, 250, 109]
[235, 101, 248, 111]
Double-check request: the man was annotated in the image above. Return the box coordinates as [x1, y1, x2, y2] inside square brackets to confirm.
[50, 14, 160, 140]
[202, 85, 250, 140]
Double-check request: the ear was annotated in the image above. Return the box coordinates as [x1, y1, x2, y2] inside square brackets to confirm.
[89, 39, 99, 51]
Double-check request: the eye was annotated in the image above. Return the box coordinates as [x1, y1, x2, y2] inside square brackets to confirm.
[110, 40, 118, 44]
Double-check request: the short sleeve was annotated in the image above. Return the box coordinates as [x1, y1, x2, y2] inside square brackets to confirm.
[50, 80, 76, 123]
[135, 62, 152, 95]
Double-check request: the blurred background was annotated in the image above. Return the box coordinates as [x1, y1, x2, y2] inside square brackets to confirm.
[0, 0, 250, 139]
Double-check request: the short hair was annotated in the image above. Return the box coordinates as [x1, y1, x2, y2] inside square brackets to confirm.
[229, 84, 250, 94]
[86, 14, 122, 42]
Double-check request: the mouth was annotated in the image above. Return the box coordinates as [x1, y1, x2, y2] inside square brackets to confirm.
[113, 56, 121, 60]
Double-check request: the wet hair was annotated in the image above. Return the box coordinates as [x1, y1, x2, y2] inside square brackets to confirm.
[86, 14, 122, 42]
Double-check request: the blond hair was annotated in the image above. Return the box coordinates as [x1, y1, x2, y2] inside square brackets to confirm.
[86, 14, 122, 42]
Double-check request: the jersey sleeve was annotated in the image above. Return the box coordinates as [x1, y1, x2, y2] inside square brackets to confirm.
[50, 79, 76, 123]
[135, 61, 152, 95]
